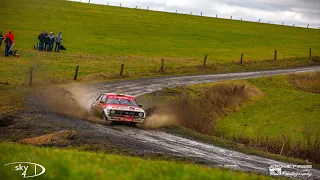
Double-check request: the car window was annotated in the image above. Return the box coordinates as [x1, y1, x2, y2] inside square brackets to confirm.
[96, 95, 102, 101]
[106, 98, 138, 106]
[101, 95, 106, 103]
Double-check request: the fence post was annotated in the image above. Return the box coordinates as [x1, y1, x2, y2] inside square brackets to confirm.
[216, 15, 217, 18]
[258, 19, 260, 23]
[176, 10, 177, 13]
[201, 12, 202, 16]
[161, 58, 164, 72]
[74, 66, 79, 80]
[88, 0, 90, 3]
[293, 24, 295, 27]
[241, 18, 242, 21]
[231, 16, 232, 19]
[240, 53, 243, 64]
[309, 48, 312, 59]
[147, 6, 149, 10]
[120, 3, 121, 7]
[307, 24, 309, 28]
[274, 50, 277, 61]
[203, 54, 207, 66]
[120, 56, 124, 76]
[282, 22, 284, 25]
[268, 21, 270, 24]
[29, 67, 33, 86]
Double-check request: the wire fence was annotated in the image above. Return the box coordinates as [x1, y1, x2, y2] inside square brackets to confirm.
[78, 0, 320, 29]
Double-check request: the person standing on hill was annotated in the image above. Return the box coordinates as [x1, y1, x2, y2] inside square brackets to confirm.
[38, 31, 46, 51]
[4, 30, 15, 56]
[0, 31, 4, 47]
[54, 32, 62, 52]
[47, 32, 55, 52]
[43, 31, 49, 51]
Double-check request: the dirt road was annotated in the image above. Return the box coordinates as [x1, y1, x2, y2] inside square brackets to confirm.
[3, 66, 320, 179]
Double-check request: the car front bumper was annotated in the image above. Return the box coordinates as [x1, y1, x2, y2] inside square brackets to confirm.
[107, 115, 145, 123]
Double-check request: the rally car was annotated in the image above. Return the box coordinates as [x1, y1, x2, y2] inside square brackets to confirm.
[90, 93, 146, 124]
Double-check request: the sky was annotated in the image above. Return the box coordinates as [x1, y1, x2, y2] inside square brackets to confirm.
[73, 0, 320, 28]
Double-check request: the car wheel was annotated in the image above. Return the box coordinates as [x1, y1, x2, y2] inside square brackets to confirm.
[130, 122, 137, 127]
[101, 112, 108, 121]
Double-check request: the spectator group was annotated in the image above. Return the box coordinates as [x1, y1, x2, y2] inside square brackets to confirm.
[38, 31, 63, 52]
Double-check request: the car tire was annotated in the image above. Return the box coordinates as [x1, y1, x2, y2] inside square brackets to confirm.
[130, 122, 137, 127]
[101, 112, 108, 121]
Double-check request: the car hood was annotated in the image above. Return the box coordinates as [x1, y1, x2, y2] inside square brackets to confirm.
[106, 105, 145, 112]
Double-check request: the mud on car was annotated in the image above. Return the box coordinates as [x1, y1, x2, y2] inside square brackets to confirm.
[90, 93, 146, 125]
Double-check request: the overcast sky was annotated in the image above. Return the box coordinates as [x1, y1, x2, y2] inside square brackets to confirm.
[74, 0, 320, 28]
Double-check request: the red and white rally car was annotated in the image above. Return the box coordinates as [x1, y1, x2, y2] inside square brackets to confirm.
[90, 93, 146, 124]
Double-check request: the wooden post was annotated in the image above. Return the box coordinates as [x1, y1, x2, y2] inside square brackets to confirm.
[147, 6, 149, 10]
[107, 2, 109, 6]
[74, 66, 79, 80]
[190, 12, 192, 15]
[161, 59, 164, 72]
[274, 50, 277, 61]
[307, 24, 309, 28]
[136, 6, 137, 9]
[203, 54, 207, 66]
[120, 56, 124, 76]
[29, 67, 33, 86]
[241, 18, 242, 21]
[201, 12, 202, 16]
[258, 19, 260, 23]
[176, 10, 177, 13]
[282, 22, 284, 25]
[120, 3, 121, 7]
[216, 14, 217, 18]
[88, 0, 90, 3]
[231, 16, 232, 19]
[293, 24, 295, 27]
[268, 21, 270, 24]
[309, 48, 312, 59]
[240, 53, 243, 64]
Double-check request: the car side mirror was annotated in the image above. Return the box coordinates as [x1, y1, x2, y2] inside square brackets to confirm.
[100, 100, 104, 104]
[138, 105, 142, 108]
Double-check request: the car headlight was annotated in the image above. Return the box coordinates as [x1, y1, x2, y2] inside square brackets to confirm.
[139, 112, 144, 117]
[110, 110, 115, 114]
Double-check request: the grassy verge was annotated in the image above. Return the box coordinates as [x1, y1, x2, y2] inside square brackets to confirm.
[0, 86, 25, 114]
[0, 143, 277, 179]
[144, 72, 320, 166]
[0, 0, 319, 85]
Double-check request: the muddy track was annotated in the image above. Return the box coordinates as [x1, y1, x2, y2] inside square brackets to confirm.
[4, 66, 320, 179]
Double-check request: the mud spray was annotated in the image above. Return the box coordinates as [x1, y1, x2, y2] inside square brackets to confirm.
[32, 85, 103, 124]
[33, 85, 176, 128]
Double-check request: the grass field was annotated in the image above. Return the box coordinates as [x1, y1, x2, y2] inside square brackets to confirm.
[146, 72, 320, 164]
[0, 143, 276, 180]
[0, 0, 319, 85]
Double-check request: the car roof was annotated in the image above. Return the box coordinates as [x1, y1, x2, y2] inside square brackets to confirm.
[101, 93, 135, 98]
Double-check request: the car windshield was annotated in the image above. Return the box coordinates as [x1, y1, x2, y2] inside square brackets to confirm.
[106, 98, 138, 106]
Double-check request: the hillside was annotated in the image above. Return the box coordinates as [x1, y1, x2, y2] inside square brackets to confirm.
[0, 0, 319, 85]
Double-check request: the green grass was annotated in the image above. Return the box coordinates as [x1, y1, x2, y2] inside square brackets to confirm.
[0, 0, 319, 85]
[0, 143, 276, 180]
[217, 75, 320, 142]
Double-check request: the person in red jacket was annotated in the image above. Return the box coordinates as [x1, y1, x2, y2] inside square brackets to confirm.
[4, 30, 15, 56]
